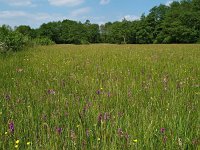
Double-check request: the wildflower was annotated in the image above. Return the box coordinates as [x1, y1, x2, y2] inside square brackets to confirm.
[97, 138, 100, 141]
[15, 145, 18, 148]
[16, 140, 19, 144]
[96, 90, 101, 95]
[56, 127, 62, 134]
[47, 89, 56, 95]
[117, 128, 123, 137]
[5, 132, 8, 135]
[27, 142, 31, 145]
[133, 139, 138, 143]
[163, 136, 167, 144]
[100, 87, 103, 90]
[160, 128, 165, 133]
[97, 113, 103, 125]
[9, 121, 14, 134]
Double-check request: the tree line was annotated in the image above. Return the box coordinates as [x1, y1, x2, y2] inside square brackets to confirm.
[1, 0, 200, 52]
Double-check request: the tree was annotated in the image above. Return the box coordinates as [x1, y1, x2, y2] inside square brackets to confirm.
[15, 25, 35, 38]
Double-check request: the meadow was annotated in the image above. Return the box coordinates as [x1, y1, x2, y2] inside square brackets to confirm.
[0, 44, 199, 149]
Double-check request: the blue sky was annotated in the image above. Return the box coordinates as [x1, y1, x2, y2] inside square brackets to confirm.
[0, 0, 176, 28]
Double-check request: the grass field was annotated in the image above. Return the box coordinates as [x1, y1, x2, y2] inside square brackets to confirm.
[0, 44, 199, 149]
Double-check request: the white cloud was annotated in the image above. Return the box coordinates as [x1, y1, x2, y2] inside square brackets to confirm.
[0, 11, 27, 18]
[0, 10, 66, 28]
[70, 7, 90, 17]
[100, 0, 110, 5]
[122, 15, 140, 21]
[0, 0, 35, 6]
[48, 0, 84, 7]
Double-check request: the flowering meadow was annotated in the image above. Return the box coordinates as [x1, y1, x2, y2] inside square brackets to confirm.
[0, 44, 199, 149]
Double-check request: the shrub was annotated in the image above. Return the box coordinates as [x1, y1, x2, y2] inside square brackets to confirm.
[163, 36, 173, 44]
[0, 31, 28, 53]
[196, 38, 200, 44]
[32, 37, 55, 46]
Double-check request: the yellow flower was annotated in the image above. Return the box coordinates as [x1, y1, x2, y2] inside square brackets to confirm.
[100, 87, 103, 90]
[15, 140, 20, 144]
[97, 138, 100, 141]
[15, 145, 18, 148]
[5, 132, 8, 135]
[133, 139, 138, 143]
[27, 142, 31, 145]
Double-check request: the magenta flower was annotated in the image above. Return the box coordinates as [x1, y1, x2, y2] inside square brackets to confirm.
[160, 128, 165, 133]
[56, 127, 62, 134]
[9, 121, 14, 133]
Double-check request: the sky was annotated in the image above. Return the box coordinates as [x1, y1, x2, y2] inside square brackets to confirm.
[0, 0, 176, 28]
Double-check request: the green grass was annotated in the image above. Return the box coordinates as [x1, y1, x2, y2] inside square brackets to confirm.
[0, 44, 199, 149]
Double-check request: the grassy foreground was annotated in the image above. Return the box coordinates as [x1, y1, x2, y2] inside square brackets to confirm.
[0, 44, 199, 149]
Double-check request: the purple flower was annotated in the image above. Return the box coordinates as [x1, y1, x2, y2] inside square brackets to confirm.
[96, 90, 101, 95]
[160, 128, 165, 133]
[56, 127, 62, 134]
[98, 113, 103, 124]
[9, 121, 14, 133]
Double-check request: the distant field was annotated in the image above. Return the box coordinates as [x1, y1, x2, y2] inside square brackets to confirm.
[0, 44, 199, 149]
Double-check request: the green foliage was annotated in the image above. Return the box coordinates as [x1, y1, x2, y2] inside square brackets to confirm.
[100, 0, 200, 44]
[0, 25, 29, 53]
[32, 37, 55, 46]
[15, 25, 35, 38]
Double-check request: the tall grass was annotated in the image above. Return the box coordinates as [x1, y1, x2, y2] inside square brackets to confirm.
[0, 44, 199, 149]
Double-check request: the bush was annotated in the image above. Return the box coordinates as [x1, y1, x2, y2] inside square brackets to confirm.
[163, 36, 173, 44]
[32, 37, 55, 46]
[196, 38, 200, 44]
[0, 31, 28, 53]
